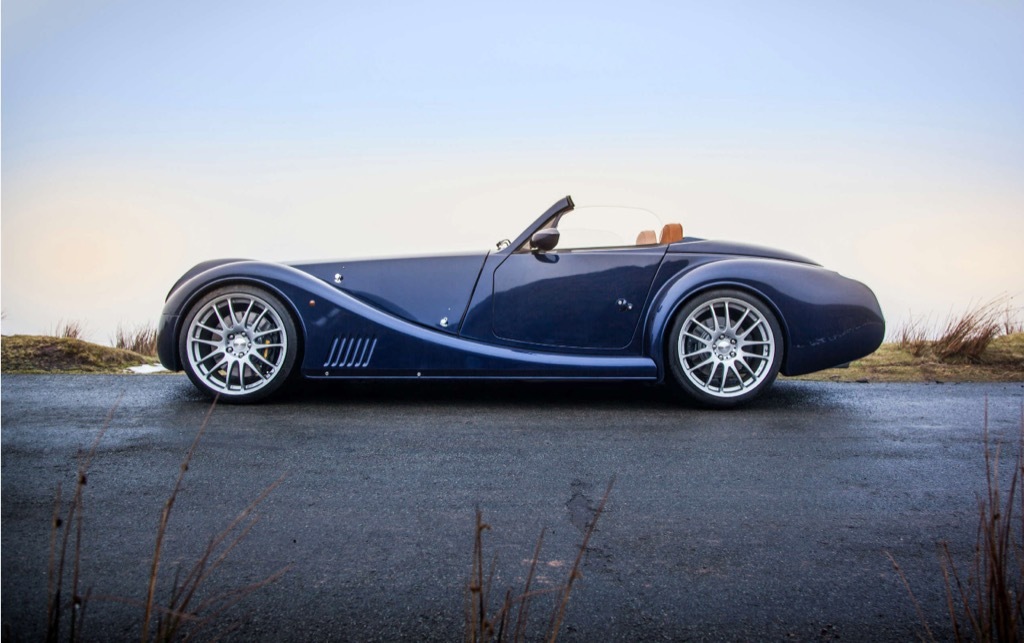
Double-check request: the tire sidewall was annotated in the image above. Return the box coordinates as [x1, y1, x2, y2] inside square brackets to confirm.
[666, 288, 784, 408]
[179, 284, 299, 403]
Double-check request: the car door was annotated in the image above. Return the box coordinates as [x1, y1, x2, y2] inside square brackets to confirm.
[492, 246, 665, 349]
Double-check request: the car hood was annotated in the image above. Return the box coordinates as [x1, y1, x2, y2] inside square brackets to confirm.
[668, 239, 819, 266]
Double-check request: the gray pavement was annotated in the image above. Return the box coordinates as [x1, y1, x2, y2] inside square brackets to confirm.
[2, 375, 1023, 641]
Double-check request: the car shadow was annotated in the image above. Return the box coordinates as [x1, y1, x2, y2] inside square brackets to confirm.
[265, 378, 840, 412]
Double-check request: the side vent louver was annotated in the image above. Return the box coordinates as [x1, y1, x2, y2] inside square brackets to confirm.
[323, 336, 378, 368]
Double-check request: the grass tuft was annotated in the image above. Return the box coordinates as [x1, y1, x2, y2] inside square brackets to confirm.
[936, 400, 1024, 641]
[45, 394, 122, 642]
[1002, 301, 1024, 336]
[888, 400, 1024, 642]
[140, 397, 289, 641]
[52, 320, 86, 341]
[42, 397, 288, 641]
[791, 332, 1024, 383]
[932, 300, 1007, 363]
[466, 477, 614, 642]
[802, 298, 1024, 383]
[895, 298, 1022, 364]
[896, 315, 931, 357]
[111, 323, 158, 357]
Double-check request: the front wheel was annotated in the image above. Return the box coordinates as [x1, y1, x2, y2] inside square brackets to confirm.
[667, 289, 783, 408]
[179, 285, 299, 403]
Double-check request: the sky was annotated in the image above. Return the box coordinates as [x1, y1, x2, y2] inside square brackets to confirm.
[2, 0, 1022, 345]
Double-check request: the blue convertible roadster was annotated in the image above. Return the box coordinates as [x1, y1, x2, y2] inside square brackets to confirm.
[157, 196, 884, 407]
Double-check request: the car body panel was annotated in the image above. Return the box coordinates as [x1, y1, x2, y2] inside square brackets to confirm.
[667, 238, 819, 265]
[289, 252, 488, 335]
[157, 195, 885, 391]
[157, 260, 657, 379]
[643, 255, 885, 377]
[492, 247, 666, 349]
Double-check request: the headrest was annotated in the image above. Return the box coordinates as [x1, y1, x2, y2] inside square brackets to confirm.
[659, 223, 683, 244]
[635, 230, 657, 245]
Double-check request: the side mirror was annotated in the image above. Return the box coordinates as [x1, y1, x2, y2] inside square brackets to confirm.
[530, 228, 560, 251]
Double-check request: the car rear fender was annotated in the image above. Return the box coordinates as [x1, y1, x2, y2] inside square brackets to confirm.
[645, 257, 884, 378]
[645, 259, 792, 381]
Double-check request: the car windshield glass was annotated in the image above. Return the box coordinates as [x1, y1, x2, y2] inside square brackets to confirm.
[555, 206, 666, 249]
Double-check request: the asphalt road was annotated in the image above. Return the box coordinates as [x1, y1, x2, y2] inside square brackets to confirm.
[3, 375, 1023, 641]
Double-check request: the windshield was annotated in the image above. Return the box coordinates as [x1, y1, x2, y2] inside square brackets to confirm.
[553, 206, 668, 250]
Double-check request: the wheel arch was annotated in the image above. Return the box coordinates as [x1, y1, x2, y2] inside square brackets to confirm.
[645, 264, 794, 382]
[170, 276, 308, 372]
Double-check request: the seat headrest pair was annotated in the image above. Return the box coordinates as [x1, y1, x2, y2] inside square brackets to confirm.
[637, 223, 684, 245]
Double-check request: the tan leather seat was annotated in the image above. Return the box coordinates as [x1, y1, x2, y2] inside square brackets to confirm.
[635, 230, 657, 245]
[659, 223, 683, 244]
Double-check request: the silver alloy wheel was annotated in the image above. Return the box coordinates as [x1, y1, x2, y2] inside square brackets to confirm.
[184, 292, 289, 396]
[676, 296, 776, 398]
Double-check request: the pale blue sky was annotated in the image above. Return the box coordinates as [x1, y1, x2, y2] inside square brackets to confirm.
[3, 0, 1023, 341]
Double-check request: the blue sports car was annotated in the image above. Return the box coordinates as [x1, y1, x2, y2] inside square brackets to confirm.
[157, 196, 884, 407]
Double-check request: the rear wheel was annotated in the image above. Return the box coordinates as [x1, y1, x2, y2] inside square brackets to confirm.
[667, 289, 783, 407]
[179, 285, 298, 403]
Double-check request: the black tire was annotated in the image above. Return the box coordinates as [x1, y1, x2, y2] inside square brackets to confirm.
[179, 284, 299, 403]
[667, 289, 783, 408]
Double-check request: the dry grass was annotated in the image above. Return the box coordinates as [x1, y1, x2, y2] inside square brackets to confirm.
[466, 478, 614, 643]
[44, 397, 289, 642]
[52, 320, 86, 341]
[112, 323, 158, 357]
[888, 401, 1024, 642]
[932, 301, 1006, 362]
[139, 399, 289, 642]
[895, 298, 1023, 363]
[937, 403, 1024, 641]
[1003, 301, 1024, 336]
[799, 298, 1024, 383]
[792, 333, 1024, 383]
[896, 315, 931, 358]
[1, 335, 153, 374]
[45, 395, 122, 642]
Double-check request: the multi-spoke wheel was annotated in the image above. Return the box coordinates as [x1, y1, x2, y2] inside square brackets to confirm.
[667, 289, 783, 407]
[179, 285, 298, 403]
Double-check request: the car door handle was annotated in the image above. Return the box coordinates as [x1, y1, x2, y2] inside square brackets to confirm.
[616, 298, 633, 311]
